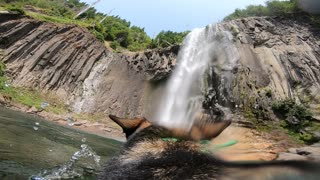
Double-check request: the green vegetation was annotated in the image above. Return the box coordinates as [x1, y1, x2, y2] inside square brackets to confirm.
[1, 61, 106, 122]
[0, 61, 5, 90]
[224, 0, 320, 28]
[225, 0, 320, 28]
[0, 85, 67, 114]
[3, 4, 25, 14]
[272, 99, 313, 130]
[26, 11, 89, 26]
[73, 112, 106, 123]
[1, 60, 67, 114]
[224, 0, 300, 20]
[150, 30, 190, 48]
[272, 99, 318, 143]
[0, 0, 188, 51]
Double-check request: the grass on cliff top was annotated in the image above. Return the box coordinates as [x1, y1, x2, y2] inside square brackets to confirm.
[26, 11, 91, 27]
[224, 0, 300, 20]
[224, 0, 320, 28]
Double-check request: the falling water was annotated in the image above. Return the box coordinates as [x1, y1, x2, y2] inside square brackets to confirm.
[155, 24, 239, 130]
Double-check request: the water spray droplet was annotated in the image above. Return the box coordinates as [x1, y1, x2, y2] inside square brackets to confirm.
[81, 138, 87, 143]
[40, 102, 49, 109]
[31, 143, 101, 179]
[67, 117, 75, 126]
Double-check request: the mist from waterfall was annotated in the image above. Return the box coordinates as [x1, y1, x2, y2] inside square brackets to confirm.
[155, 24, 239, 130]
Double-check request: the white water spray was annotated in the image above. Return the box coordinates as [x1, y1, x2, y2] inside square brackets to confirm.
[155, 24, 239, 130]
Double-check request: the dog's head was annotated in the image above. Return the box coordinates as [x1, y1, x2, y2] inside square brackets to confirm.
[109, 114, 231, 141]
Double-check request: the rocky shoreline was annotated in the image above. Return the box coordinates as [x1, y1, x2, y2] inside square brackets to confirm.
[0, 94, 126, 142]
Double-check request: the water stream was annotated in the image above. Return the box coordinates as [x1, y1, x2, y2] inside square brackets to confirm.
[0, 106, 122, 179]
[155, 24, 239, 130]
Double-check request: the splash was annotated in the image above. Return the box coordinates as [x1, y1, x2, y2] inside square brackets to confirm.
[30, 144, 101, 180]
[155, 24, 239, 130]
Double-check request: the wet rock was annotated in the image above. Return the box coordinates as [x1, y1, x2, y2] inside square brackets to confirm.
[102, 127, 112, 133]
[27, 106, 43, 114]
[278, 146, 320, 161]
[73, 120, 87, 126]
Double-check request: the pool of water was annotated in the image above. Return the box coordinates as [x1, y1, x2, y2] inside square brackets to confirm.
[0, 106, 122, 179]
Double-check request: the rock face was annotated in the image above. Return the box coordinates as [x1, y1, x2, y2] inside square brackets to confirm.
[212, 16, 320, 121]
[1, 15, 107, 98]
[123, 45, 179, 81]
[0, 13, 179, 118]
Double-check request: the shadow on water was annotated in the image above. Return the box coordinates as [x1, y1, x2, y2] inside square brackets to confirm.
[0, 106, 123, 179]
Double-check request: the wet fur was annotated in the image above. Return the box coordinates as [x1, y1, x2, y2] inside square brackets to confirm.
[99, 116, 320, 180]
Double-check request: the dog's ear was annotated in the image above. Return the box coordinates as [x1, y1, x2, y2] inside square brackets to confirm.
[189, 120, 231, 140]
[109, 115, 151, 139]
[170, 120, 231, 141]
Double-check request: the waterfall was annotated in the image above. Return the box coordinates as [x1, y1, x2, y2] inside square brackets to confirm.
[155, 24, 239, 130]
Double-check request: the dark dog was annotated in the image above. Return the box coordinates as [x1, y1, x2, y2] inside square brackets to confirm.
[99, 115, 320, 180]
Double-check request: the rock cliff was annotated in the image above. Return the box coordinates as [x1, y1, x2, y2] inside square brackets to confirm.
[219, 16, 320, 121]
[1, 13, 320, 123]
[0, 13, 179, 118]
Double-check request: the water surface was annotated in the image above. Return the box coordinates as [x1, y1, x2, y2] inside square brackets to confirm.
[0, 106, 122, 179]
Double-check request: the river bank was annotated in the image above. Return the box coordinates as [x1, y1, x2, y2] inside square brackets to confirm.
[0, 94, 126, 142]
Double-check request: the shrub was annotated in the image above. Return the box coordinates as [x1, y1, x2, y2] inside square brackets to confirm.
[272, 99, 313, 132]
[150, 30, 190, 48]
[110, 41, 120, 50]
[265, 88, 272, 98]
[0, 62, 5, 77]
[266, 0, 299, 15]
[90, 30, 104, 42]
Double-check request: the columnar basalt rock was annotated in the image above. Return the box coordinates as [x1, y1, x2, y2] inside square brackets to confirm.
[0, 13, 179, 118]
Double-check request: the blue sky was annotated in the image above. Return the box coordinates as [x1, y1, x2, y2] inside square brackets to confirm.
[81, 0, 267, 37]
